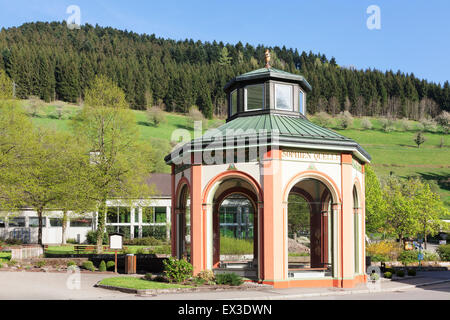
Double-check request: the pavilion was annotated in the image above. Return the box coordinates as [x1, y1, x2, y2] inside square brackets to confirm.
[165, 51, 371, 288]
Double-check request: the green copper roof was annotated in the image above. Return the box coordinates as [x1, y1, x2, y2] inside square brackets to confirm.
[224, 67, 312, 92]
[207, 114, 350, 141]
[165, 114, 371, 164]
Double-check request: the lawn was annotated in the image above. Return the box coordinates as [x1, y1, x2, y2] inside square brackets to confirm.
[45, 245, 170, 255]
[99, 276, 193, 290]
[220, 236, 253, 255]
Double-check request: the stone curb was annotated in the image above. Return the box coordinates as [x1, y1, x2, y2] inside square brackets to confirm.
[95, 281, 271, 296]
[225, 279, 450, 300]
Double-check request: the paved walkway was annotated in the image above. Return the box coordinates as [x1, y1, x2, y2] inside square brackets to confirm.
[0, 271, 449, 300]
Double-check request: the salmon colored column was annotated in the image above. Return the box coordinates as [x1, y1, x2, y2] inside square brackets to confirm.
[341, 153, 355, 287]
[190, 163, 203, 275]
[171, 165, 177, 257]
[262, 149, 284, 284]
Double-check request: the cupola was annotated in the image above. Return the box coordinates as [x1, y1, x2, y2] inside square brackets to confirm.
[224, 50, 312, 121]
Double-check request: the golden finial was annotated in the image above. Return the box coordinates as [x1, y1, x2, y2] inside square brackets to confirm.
[265, 49, 271, 68]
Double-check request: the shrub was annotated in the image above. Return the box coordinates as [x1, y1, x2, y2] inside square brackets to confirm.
[407, 269, 416, 276]
[366, 241, 402, 261]
[163, 257, 193, 283]
[123, 237, 162, 246]
[36, 260, 47, 268]
[396, 118, 413, 131]
[420, 118, 437, 132]
[106, 261, 115, 271]
[423, 251, 439, 261]
[361, 118, 373, 130]
[144, 273, 153, 281]
[336, 111, 353, 129]
[436, 111, 450, 133]
[147, 106, 167, 127]
[67, 261, 77, 267]
[380, 118, 395, 132]
[369, 272, 380, 281]
[384, 272, 393, 279]
[215, 273, 244, 286]
[436, 244, 450, 261]
[396, 270, 405, 277]
[399, 250, 419, 265]
[0, 263, 3, 269]
[7, 260, 17, 267]
[98, 260, 107, 272]
[81, 261, 95, 271]
[66, 238, 78, 244]
[86, 230, 108, 245]
[313, 112, 332, 128]
[5, 239, 22, 245]
[370, 254, 390, 262]
[196, 270, 215, 283]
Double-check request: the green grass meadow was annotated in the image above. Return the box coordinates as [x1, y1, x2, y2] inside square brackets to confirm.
[19, 100, 450, 215]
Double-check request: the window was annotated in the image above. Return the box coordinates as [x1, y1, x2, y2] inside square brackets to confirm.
[0, 219, 5, 228]
[275, 84, 293, 111]
[29, 217, 46, 228]
[155, 207, 167, 223]
[119, 207, 130, 223]
[107, 207, 118, 223]
[134, 208, 139, 224]
[299, 91, 305, 115]
[9, 217, 25, 227]
[231, 90, 238, 115]
[49, 218, 63, 227]
[245, 84, 264, 111]
[142, 207, 167, 223]
[70, 218, 92, 227]
[142, 207, 154, 223]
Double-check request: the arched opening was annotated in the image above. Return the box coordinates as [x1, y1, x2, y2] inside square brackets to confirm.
[353, 185, 360, 274]
[177, 184, 191, 262]
[286, 178, 336, 279]
[208, 176, 260, 278]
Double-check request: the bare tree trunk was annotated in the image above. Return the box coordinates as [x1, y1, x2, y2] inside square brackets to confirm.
[62, 211, 68, 245]
[96, 200, 106, 253]
[37, 208, 43, 246]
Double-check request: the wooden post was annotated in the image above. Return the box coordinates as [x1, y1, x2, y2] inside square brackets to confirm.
[114, 250, 118, 274]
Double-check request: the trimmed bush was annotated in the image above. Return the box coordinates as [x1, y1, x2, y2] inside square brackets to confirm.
[384, 272, 392, 279]
[407, 269, 416, 276]
[436, 244, 450, 261]
[123, 237, 162, 246]
[82, 261, 95, 271]
[106, 261, 115, 271]
[163, 257, 193, 283]
[66, 238, 78, 244]
[396, 270, 405, 277]
[67, 261, 77, 267]
[98, 260, 107, 272]
[215, 273, 244, 286]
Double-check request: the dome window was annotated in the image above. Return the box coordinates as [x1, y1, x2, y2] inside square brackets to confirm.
[245, 84, 264, 111]
[275, 84, 293, 111]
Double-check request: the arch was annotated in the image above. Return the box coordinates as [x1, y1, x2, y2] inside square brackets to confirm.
[283, 171, 341, 205]
[175, 177, 191, 208]
[203, 170, 263, 205]
[353, 177, 362, 209]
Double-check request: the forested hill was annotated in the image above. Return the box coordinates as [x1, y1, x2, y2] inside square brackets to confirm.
[0, 21, 449, 119]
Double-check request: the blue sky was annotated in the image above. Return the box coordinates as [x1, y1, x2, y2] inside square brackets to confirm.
[0, 0, 449, 84]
